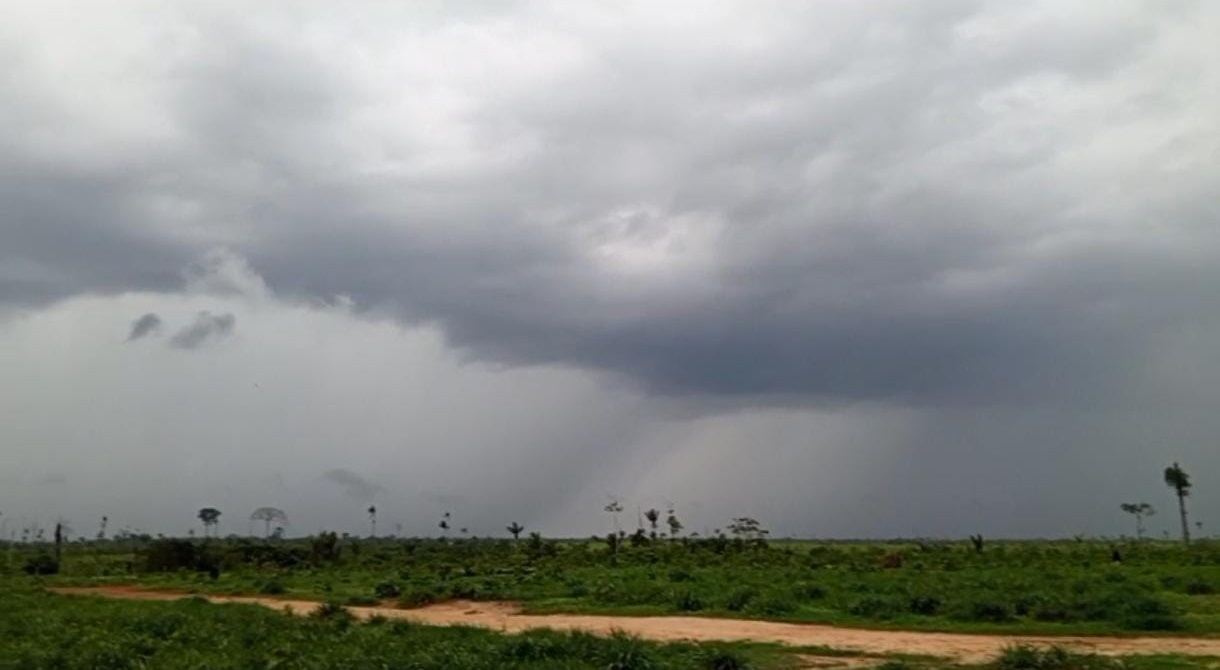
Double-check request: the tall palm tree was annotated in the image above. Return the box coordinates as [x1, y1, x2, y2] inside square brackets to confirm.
[367, 505, 377, 538]
[1164, 462, 1192, 545]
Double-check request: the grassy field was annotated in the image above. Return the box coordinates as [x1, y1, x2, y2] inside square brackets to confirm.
[4, 582, 1219, 670]
[0, 583, 788, 670]
[8, 534, 1220, 635]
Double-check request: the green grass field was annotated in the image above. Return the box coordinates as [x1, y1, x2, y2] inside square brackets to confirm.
[9, 534, 1220, 635]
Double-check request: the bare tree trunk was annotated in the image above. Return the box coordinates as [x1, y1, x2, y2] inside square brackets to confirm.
[1178, 493, 1191, 546]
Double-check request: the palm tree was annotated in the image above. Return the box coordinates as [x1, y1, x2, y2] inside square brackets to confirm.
[1164, 462, 1192, 545]
[438, 511, 450, 537]
[506, 521, 525, 540]
[197, 508, 221, 537]
[367, 505, 377, 538]
[1119, 502, 1155, 540]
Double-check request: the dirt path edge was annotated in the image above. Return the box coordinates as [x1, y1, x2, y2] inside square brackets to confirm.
[49, 586, 1220, 663]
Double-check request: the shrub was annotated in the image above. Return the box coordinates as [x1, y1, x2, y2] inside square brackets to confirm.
[793, 583, 827, 601]
[750, 595, 796, 616]
[675, 591, 705, 612]
[1185, 580, 1215, 595]
[723, 587, 757, 612]
[951, 599, 1012, 623]
[258, 579, 286, 595]
[701, 648, 751, 670]
[22, 553, 59, 576]
[374, 581, 402, 599]
[907, 595, 941, 616]
[996, 645, 1126, 670]
[849, 596, 903, 620]
[397, 588, 440, 608]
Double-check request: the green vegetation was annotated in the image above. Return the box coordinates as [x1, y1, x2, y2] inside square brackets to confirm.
[0, 584, 769, 670]
[10, 534, 1220, 635]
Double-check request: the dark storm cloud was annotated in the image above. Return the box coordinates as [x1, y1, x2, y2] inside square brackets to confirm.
[126, 313, 163, 341]
[321, 469, 384, 501]
[2, 2, 1218, 408]
[169, 312, 236, 350]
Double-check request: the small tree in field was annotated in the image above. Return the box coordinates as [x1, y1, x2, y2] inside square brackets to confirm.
[1120, 502, 1155, 540]
[438, 511, 450, 537]
[367, 505, 377, 538]
[644, 508, 660, 539]
[604, 499, 623, 535]
[666, 509, 684, 539]
[1164, 462, 1192, 545]
[506, 521, 525, 540]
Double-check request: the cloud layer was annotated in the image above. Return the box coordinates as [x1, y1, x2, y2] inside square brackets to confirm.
[4, 2, 1218, 408]
[1, 2, 1218, 538]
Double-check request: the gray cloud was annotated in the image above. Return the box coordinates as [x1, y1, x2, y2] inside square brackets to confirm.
[126, 313, 163, 342]
[2, 2, 1215, 409]
[321, 469, 385, 501]
[169, 312, 236, 350]
[0, 2, 1218, 539]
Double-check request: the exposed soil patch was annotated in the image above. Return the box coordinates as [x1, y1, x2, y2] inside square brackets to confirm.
[51, 587, 1220, 663]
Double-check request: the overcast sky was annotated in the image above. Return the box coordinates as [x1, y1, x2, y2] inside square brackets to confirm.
[2, 1, 1218, 540]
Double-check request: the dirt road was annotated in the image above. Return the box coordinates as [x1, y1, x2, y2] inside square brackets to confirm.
[51, 586, 1220, 663]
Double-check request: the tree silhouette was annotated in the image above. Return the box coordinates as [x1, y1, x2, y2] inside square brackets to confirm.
[367, 505, 377, 538]
[1119, 502, 1155, 540]
[506, 521, 525, 540]
[249, 507, 287, 538]
[438, 511, 450, 537]
[197, 508, 222, 538]
[644, 508, 660, 539]
[666, 509, 683, 539]
[603, 499, 623, 534]
[1164, 462, 1192, 545]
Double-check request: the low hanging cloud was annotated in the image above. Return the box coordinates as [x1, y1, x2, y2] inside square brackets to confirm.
[125, 313, 163, 342]
[322, 468, 385, 501]
[169, 312, 236, 350]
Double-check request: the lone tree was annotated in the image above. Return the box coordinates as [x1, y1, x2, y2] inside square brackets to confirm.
[197, 508, 221, 538]
[438, 511, 450, 537]
[249, 507, 287, 538]
[367, 505, 377, 538]
[1119, 502, 1155, 540]
[1164, 462, 1193, 545]
[506, 521, 525, 540]
[666, 509, 684, 539]
[604, 499, 624, 535]
[644, 508, 660, 539]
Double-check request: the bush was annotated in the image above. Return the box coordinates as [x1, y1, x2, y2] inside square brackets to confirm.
[674, 591, 705, 612]
[749, 595, 796, 616]
[374, 581, 402, 599]
[723, 587, 757, 612]
[849, 596, 903, 620]
[310, 601, 354, 627]
[258, 579, 286, 595]
[951, 599, 1012, 623]
[701, 648, 751, 670]
[907, 595, 941, 616]
[1185, 580, 1215, 595]
[398, 588, 441, 608]
[22, 553, 59, 576]
[996, 645, 1126, 670]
